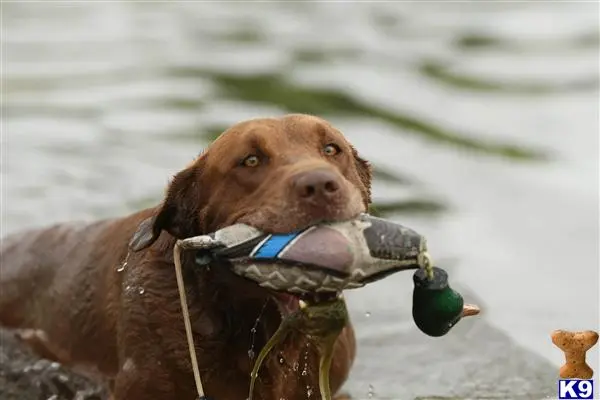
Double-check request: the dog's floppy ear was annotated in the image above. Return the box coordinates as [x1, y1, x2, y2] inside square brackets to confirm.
[129, 216, 158, 252]
[130, 164, 203, 252]
[351, 146, 372, 207]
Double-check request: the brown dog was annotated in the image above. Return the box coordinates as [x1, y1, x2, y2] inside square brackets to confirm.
[0, 114, 372, 400]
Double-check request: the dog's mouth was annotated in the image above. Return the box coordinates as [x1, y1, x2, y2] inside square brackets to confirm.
[270, 290, 339, 317]
[271, 291, 301, 316]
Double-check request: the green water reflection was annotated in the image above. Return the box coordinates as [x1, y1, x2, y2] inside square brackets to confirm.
[170, 68, 546, 160]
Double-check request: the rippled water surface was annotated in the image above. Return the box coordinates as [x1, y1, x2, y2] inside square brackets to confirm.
[2, 2, 599, 399]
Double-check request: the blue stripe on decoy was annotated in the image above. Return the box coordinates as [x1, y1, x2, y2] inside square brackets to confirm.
[253, 233, 300, 259]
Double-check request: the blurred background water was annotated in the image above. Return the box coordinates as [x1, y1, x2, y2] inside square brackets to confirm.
[1, 2, 598, 399]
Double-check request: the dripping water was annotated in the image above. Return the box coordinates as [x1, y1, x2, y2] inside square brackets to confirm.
[368, 384, 375, 398]
[301, 342, 309, 377]
[248, 299, 269, 360]
[116, 251, 131, 272]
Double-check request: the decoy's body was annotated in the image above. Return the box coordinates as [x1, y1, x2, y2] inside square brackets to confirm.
[177, 213, 480, 400]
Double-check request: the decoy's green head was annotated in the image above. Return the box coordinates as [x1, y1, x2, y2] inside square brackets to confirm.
[412, 266, 479, 337]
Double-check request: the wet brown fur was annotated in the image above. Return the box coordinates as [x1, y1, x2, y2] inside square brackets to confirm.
[0, 114, 372, 400]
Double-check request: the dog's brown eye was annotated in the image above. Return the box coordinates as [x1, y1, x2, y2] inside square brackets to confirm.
[242, 155, 260, 167]
[323, 144, 340, 156]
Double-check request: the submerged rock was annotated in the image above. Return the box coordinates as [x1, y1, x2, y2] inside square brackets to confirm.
[0, 328, 108, 400]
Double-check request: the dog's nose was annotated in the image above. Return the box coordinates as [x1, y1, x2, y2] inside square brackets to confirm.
[293, 169, 341, 200]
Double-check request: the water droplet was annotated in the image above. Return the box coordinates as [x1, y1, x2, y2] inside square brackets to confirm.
[306, 387, 313, 397]
[117, 256, 128, 272]
[125, 285, 131, 291]
[365, 311, 371, 317]
[32, 360, 47, 371]
[138, 287, 145, 295]
[292, 361, 299, 371]
[301, 369, 307, 376]
[278, 356, 285, 364]
[247, 299, 268, 365]
[368, 384, 375, 398]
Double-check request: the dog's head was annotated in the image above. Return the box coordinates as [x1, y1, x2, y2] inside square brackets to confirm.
[131, 114, 372, 250]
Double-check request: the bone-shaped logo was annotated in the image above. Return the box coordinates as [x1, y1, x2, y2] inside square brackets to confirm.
[551, 329, 598, 379]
